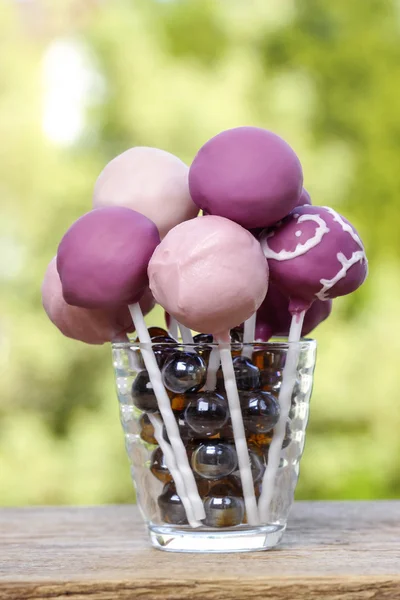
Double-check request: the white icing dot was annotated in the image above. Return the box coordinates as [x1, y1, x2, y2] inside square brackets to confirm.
[293, 213, 299, 219]
[295, 230, 302, 238]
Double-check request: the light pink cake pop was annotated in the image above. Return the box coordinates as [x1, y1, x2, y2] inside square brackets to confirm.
[93, 147, 199, 238]
[42, 258, 155, 344]
[148, 216, 268, 335]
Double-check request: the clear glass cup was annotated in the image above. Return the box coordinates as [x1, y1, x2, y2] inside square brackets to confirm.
[112, 339, 317, 553]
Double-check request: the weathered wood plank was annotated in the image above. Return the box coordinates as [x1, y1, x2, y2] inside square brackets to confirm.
[1, 502, 399, 599]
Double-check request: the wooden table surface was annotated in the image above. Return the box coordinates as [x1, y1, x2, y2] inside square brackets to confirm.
[1, 502, 399, 599]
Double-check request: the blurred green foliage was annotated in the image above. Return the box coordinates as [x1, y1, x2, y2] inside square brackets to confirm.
[0, 0, 399, 505]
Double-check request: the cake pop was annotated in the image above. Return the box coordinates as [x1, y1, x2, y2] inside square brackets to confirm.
[149, 215, 269, 526]
[255, 282, 332, 341]
[93, 147, 199, 238]
[57, 207, 160, 309]
[148, 216, 268, 335]
[42, 257, 156, 344]
[258, 205, 367, 521]
[260, 205, 368, 314]
[189, 127, 303, 229]
[296, 188, 311, 207]
[56, 206, 204, 521]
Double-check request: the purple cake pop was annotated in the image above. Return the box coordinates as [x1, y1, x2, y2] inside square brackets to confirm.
[260, 205, 368, 313]
[255, 281, 332, 341]
[57, 207, 160, 309]
[296, 188, 311, 207]
[189, 127, 303, 229]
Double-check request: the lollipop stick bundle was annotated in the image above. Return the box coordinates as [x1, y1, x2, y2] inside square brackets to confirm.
[42, 127, 368, 528]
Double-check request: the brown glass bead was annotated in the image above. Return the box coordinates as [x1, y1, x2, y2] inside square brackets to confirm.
[203, 493, 244, 528]
[247, 431, 273, 449]
[150, 447, 172, 483]
[170, 393, 189, 412]
[158, 482, 188, 525]
[139, 413, 157, 445]
[148, 326, 169, 338]
[131, 371, 158, 413]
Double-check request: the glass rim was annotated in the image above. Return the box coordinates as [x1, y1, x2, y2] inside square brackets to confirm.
[111, 338, 317, 350]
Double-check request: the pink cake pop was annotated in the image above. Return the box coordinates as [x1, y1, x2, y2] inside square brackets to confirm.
[42, 258, 155, 344]
[149, 215, 269, 526]
[189, 127, 303, 229]
[149, 216, 268, 335]
[260, 205, 368, 314]
[57, 207, 160, 309]
[93, 147, 199, 238]
[255, 282, 332, 341]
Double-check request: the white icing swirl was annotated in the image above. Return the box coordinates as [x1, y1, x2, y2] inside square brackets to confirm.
[261, 213, 330, 261]
[323, 206, 364, 250]
[317, 250, 366, 301]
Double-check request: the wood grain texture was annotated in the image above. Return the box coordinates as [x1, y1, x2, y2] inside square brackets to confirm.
[1, 502, 400, 599]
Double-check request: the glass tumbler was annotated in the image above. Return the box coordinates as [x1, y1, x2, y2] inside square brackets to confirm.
[112, 340, 316, 553]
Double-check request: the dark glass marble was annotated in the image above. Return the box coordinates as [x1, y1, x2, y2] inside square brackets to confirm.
[162, 351, 207, 394]
[261, 368, 282, 396]
[148, 326, 169, 338]
[240, 390, 280, 434]
[191, 442, 237, 480]
[158, 482, 188, 525]
[184, 391, 229, 436]
[162, 412, 193, 445]
[230, 327, 244, 343]
[193, 333, 214, 363]
[151, 335, 176, 369]
[139, 413, 157, 445]
[150, 447, 172, 483]
[232, 356, 261, 391]
[203, 494, 245, 527]
[131, 371, 158, 413]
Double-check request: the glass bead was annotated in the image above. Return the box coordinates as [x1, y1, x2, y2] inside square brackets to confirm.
[170, 393, 189, 412]
[184, 391, 229, 436]
[261, 368, 282, 396]
[148, 326, 169, 338]
[203, 494, 245, 528]
[247, 431, 273, 448]
[150, 447, 172, 483]
[191, 442, 237, 480]
[151, 335, 176, 369]
[158, 482, 188, 525]
[193, 333, 214, 363]
[162, 413, 193, 445]
[162, 351, 206, 394]
[232, 356, 261, 391]
[230, 327, 244, 343]
[240, 390, 280, 434]
[139, 413, 157, 445]
[131, 371, 159, 413]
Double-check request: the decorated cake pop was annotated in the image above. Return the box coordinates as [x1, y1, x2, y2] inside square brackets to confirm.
[148, 215, 268, 335]
[42, 257, 156, 344]
[188, 127, 303, 229]
[57, 206, 160, 309]
[260, 205, 368, 314]
[255, 282, 332, 341]
[93, 147, 199, 238]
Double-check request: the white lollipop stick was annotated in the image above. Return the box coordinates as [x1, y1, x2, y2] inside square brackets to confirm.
[216, 331, 260, 525]
[242, 312, 256, 358]
[258, 310, 305, 522]
[204, 346, 220, 391]
[178, 322, 194, 344]
[168, 316, 179, 340]
[129, 303, 205, 521]
[148, 414, 202, 528]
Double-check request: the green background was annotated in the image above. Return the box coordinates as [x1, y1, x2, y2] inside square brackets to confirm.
[1, 0, 399, 505]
